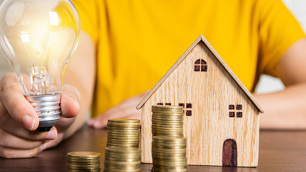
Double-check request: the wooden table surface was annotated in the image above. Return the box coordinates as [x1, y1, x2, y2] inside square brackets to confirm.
[1, 125, 306, 172]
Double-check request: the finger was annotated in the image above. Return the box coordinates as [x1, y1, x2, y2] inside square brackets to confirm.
[0, 114, 57, 141]
[89, 106, 141, 129]
[50, 85, 79, 133]
[60, 84, 80, 118]
[0, 128, 43, 149]
[54, 116, 76, 133]
[44, 132, 64, 150]
[92, 112, 141, 129]
[0, 100, 7, 118]
[0, 74, 39, 131]
[88, 106, 122, 129]
[88, 91, 146, 128]
[0, 144, 46, 158]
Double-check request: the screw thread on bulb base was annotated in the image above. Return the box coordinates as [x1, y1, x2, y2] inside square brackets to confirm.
[25, 94, 61, 132]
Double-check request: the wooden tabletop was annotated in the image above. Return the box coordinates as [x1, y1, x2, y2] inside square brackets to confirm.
[1, 125, 306, 172]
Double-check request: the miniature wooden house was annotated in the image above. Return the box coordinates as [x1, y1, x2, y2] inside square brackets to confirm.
[136, 35, 264, 167]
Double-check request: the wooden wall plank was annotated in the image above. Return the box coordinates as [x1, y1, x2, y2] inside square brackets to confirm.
[140, 42, 260, 167]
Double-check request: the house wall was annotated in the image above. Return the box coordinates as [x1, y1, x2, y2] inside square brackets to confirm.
[141, 42, 260, 167]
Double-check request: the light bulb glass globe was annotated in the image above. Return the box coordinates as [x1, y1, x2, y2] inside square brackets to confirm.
[0, 0, 80, 131]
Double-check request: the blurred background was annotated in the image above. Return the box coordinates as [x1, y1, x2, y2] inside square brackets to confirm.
[0, 0, 305, 94]
[255, 0, 306, 94]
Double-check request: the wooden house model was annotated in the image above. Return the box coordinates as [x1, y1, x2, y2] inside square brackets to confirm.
[136, 35, 264, 167]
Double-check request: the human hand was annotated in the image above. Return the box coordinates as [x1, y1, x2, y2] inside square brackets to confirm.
[87, 91, 148, 129]
[0, 73, 80, 158]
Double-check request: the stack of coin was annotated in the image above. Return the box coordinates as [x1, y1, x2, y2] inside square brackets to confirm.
[107, 119, 140, 148]
[152, 136, 187, 172]
[104, 146, 141, 172]
[152, 105, 184, 136]
[66, 151, 101, 172]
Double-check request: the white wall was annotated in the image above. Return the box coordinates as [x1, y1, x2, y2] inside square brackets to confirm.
[0, 0, 305, 94]
[283, 0, 306, 30]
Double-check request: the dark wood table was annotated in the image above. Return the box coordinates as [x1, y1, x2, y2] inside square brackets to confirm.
[1, 125, 306, 172]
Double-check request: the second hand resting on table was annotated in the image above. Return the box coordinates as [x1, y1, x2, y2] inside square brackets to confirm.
[87, 91, 148, 129]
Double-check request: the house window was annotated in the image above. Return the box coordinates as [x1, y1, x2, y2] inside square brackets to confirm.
[194, 59, 207, 72]
[236, 104, 242, 110]
[186, 110, 192, 116]
[165, 103, 171, 105]
[179, 103, 192, 116]
[157, 103, 163, 105]
[229, 104, 243, 118]
[237, 112, 242, 118]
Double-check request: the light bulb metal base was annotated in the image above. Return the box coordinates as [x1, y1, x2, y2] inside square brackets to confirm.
[25, 94, 61, 132]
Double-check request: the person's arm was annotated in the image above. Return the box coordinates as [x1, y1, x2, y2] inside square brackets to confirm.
[88, 38, 306, 130]
[45, 31, 96, 149]
[0, 31, 95, 158]
[255, 38, 306, 129]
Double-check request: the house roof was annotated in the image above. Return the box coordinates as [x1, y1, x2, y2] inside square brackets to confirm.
[136, 35, 264, 113]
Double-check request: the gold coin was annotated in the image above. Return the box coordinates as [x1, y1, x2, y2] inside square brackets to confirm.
[67, 152, 100, 158]
[152, 112, 184, 115]
[67, 160, 100, 164]
[104, 170, 141, 172]
[153, 136, 186, 141]
[108, 119, 140, 123]
[152, 105, 183, 112]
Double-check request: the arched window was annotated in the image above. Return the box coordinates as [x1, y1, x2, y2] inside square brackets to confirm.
[194, 59, 207, 72]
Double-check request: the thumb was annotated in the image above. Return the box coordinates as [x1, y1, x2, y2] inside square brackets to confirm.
[60, 84, 80, 118]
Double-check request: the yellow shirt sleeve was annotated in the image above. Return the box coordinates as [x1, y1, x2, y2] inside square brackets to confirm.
[71, 0, 99, 44]
[68, 0, 306, 117]
[257, 0, 305, 76]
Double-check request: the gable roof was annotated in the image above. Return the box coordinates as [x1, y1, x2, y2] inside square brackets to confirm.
[136, 35, 264, 113]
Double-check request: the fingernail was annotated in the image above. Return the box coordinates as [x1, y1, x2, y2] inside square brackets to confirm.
[40, 144, 46, 152]
[23, 115, 35, 130]
[45, 130, 57, 140]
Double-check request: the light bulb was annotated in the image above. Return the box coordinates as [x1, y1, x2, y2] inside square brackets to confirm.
[0, 0, 80, 132]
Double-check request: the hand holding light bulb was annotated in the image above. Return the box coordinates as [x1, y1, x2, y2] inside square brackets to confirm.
[0, 0, 81, 158]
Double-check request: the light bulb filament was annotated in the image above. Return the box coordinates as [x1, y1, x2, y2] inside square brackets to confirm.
[30, 66, 50, 94]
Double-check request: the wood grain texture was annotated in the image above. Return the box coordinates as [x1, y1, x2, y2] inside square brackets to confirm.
[140, 41, 260, 167]
[1, 127, 306, 171]
[136, 35, 263, 113]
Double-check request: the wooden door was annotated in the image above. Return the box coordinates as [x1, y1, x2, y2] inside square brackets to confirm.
[222, 139, 237, 167]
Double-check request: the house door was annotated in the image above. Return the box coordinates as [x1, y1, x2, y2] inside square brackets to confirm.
[222, 139, 237, 167]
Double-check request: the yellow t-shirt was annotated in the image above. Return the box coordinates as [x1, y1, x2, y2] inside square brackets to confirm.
[71, 0, 305, 117]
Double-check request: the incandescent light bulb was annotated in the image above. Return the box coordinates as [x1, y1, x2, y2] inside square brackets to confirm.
[0, 0, 80, 131]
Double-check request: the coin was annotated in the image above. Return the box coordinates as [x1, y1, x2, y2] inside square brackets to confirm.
[105, 119, 141, 171]
[106, 119, 140, 148]
[151, 105, 184, 137]
[152, 105, 183, 113]
[151, 129, 187, 171]
[104, 146, 141, 172]
[66, 151, 101, 172]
